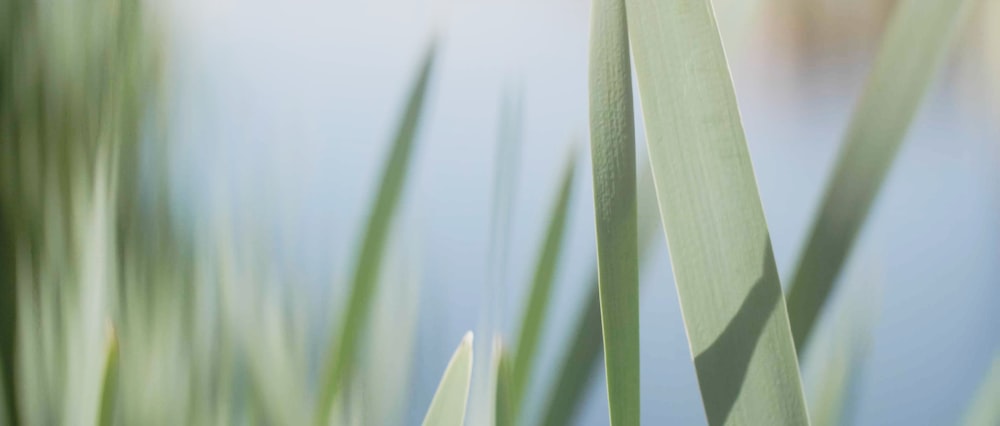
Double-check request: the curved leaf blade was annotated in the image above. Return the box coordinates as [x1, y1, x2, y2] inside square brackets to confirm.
[624, 1, 809, 424]
[588, 0, 640, 422]
[317, 42, 437, 425]
[786, 0, 976, 351]
[962, 356, 1000, 426]
[423, 332, 475, 426]
[510, 152, 576, 415]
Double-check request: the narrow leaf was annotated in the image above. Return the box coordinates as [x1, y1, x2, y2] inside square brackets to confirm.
[317, 42, 436, 424]
[803, 276, 877, 426]
[510, 152, 576, 415]
[786, 0, 976, 351]
[624, 1, 809, 424]
[538, 165, 659, 426]
[588, 0, 639, 422]
[98, 323, 120, 426]
[495, 343, 514, 426]
[962, 356, 1000, 426]
[423, 332, 475, 426]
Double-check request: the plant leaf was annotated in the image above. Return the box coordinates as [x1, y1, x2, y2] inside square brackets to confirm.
[588, 0, 639, 422]
[538, 164, 659, 426]
[785, 0, 976, 351]
[510, 152, 576, 416]
[495, 342, 514, 426]
[98, 323, 120, 426]
[624, 1, 809, 424]
[802, 273, 878, 426]
[962, 356, 1000, 426]
[423, 332, 475, 426]
[317, 42, 437, 424]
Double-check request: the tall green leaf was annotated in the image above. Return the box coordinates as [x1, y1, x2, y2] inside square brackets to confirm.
[538, 165, 658, 426]
[317, 43, 436, 424]
[803, 273, 878, 426]
[588, 0, 639, 422]
[510, 152, 576, 417]
[98, 324, 120, 426]
[785, 0, 976, 351]
[423, 332, 475, 426]
[962, 356, 1000, 426]
[495, 343, 514, 426]
[624, 1, 809, 424]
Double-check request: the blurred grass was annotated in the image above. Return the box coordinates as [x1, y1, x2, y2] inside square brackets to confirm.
[786, 0, 977, 351]
[509, 152, 575, 419]
[316, 42, 436, 425]
[0, 1, 995, 425]
[962, 356, 1000, 426]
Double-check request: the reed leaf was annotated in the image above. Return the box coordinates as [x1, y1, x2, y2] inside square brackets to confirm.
[538, 165, 658, 426]
[588, 0, 639, 422]
[510, 152, 576, 416]
[98, 324, 120, 426]
[624, 1, 808, 424]
[785, 0, 976, 351]
[962, 356, 1000, 426]
[423, 332, 475, 426]
[316, 42, 436, 424]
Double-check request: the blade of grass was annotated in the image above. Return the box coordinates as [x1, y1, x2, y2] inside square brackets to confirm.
[538, 164, 658, 426]
[317, 42, 437, 425]
[469, 89, 523, 426]
[785, 0, 976, 351]
[962, 355, 1000, 426]
[803, 273, 878, 426]
[422, 332, 475, 426]
[509, 152, 576, 417]
[98, 323, 119, 426]
[588, 0, 639, 422]
[494, 341, 513, 426]
[624, 1, 809, 424]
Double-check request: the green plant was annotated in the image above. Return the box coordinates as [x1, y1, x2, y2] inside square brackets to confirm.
[0, 0, 993, 425]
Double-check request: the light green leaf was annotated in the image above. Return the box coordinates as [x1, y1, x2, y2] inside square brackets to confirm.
[0, 351, 6, 426]
[803, 271, 878, 426]
[588, 0, 639, 422]
[423, 332, 475, 426]
[98, 323, 120, 426]
[624, 1, 809, 424]
[316, 42, 436, 425]
[962, 356, 1000, 426]
[510, 152, 576, 416]
[495, 342, 514, 426]
[538, 164, 659, 426]
[785, 0, 976, 351]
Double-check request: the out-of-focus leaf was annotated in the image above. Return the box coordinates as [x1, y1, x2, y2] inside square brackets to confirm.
[785, 0, 976, 351]
[803, 270, 878, 426]
[624, 0, 809, 424]
[962, 356, 1000, 426]
[495, 342, 514, 426]
[98, 323, 119, 426]
[587, 0, 639, 422]
[470, 89, 523, 426]
[423, 332, 475, 426]
[316, 42, 436, 425]
[510, 153, 576, 417]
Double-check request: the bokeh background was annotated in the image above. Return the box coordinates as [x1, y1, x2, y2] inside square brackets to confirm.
[159, 0, 998, 424]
